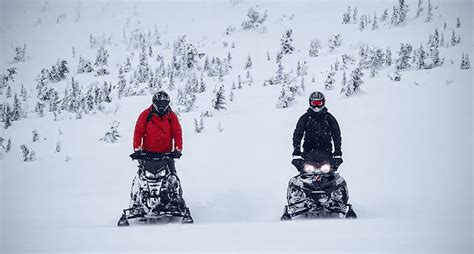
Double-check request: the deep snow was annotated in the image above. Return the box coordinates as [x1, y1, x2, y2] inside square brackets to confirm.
[1, 0, 473, 253]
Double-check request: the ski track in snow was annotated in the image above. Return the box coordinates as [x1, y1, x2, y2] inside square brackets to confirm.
[1, 0, 473, 253]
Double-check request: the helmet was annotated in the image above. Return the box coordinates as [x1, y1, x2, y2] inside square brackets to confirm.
[309, 91, 325, 112]
[152, 91, 170, 115]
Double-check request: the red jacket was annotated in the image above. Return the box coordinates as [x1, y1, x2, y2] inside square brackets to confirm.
[133, 106, 182, 153]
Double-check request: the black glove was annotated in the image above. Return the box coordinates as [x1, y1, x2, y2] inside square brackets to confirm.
[170, 150, 182, 159]
[291, 158, 305, 172]
[292, 148, 302, 157]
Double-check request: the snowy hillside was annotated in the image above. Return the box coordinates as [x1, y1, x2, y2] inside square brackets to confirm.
[1, 0, 472, 253]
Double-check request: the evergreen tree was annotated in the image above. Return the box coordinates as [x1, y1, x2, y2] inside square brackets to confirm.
[32, 130, 39, 142]
[6, 138, 11, 152]
[176, 87, 196, 112]
[100, 121, 121, 143]
[385, 47, 393, 66]
[340, 72, 347, 90]
[352, 7, 358, 24]
[391, 6, 399, 25]
[198, 74, 206, 93]
[12, 94, 24, 121]
[460, 53, 471, 70]
[328, 34, 342, 53]
[77, 56, 93, 74]
[397, 0, 409, 26]
[450, 30, 460, 46]
[218, 122, 224, 133]
[244, 55, 253, 69]
[20, 145, 35, 161]
[238, 75, 243, 89]
[95, 46, 109, 76]
[276, 84, 295, 108]
[414, 44, 427, 69]
[266, 51, 271, 61]
[213, 85, 227, 111]
[13, 44, 27, 62]
[117, 74, 128, 99]
[309, 39, 321, 57]
[396, 43, 413, 70]
[280, 29, 295, 55]
[194, 118, 204, 133]
[456, 17, 461, 28]
[342, 6, 352, 24]
[381, 9, 389, 23]
[425, 0, 433, 22]
[359, 15, 366, 31]
[55, 141, 61, 153]
[324, 70, 336, 91]
[341, 68, 363, 97]
[372, 13, 379, 30]
[416, 0, 423, 18]
[230, 90, 234, 101]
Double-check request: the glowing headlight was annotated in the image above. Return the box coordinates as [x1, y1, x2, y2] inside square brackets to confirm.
[303, 164, 316, 173]
[320, 163, 331, 173]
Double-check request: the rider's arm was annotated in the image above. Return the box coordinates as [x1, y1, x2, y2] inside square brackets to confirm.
[170, 111, 183, 152]
[133, 109, 148, 151]
[292, 114, 307, 152]
[327, 113, 342, 156]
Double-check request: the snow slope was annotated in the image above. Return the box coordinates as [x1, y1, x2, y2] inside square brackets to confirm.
[1, 0, 472, 253]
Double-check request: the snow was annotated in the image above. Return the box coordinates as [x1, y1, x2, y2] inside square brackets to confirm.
[1, 0, 473, 253]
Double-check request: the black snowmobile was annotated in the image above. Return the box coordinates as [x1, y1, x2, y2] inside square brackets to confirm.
[117, 151, 193, 226]
[281, 151, 357, 220]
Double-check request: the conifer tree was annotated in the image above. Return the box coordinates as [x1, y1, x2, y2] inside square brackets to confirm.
[213, 85, 227, 111]
[280, 29, 295, 55]
[309, 39, 321, 57]
[100, 121, 121, 143]
[460, 53, 471, 70]
[324, 70, 336, 91]
[425, 0, 433, 22]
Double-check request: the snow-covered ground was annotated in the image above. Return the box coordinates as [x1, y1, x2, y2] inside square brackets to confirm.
[1, 0, 472, 253]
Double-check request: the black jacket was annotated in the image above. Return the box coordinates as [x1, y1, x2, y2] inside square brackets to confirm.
[292, 107, 342, 156]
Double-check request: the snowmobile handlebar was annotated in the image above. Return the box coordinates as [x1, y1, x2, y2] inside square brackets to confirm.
[130, 151, 173, 161]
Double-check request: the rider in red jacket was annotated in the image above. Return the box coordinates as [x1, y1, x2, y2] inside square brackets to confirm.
[133, 91, 182, 158]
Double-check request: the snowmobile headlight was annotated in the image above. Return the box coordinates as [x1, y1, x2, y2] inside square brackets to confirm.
[157, 169, 167, 177]
[303, 164, 317, 173]
[321, 163, 331, 173]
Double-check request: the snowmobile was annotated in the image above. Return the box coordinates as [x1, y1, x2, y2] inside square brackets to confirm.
[281, 151, 357, 220]
[117, 151, 193, 226]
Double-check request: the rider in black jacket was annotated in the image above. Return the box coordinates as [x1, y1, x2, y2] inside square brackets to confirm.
[292, 91, 343, 171]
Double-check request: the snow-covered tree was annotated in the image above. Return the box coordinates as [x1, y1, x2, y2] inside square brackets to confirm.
[13, 44, 27, 62]
[342, 6, 352, 24]
[324, 70, 336, 91]
[381, 9, 389, 23]
[416, 0, 424, 18]
[280, 29, 295, 55]
[396, 43, 413, 70]
[77, 56, 93, 74]
[413, 44, 427, 70]
[341, 68, 363, 97]
[397, 0, 409, 26]
[95, 46, 109, 76]
[55, 141, 61, 153]
[328, 34, 342, 53]
[297, 60, 308, 77]
[176, 87, 196, 112]
[391, 6, 399, 25]
[456, 17, 461, 28]
[352, 7, 358, 24]
[359, 15, 366, 31]
[100, 121, 121, 143]
[460, 53, 471, 70]
[213, 85, 227, 111]
[266, 51, 271, 61]
[276, 84, 295, 108]
[32, 130, 39, 142]
[49, 59, 69, 82]
[425, 0, 433, 22]
[309, 39, 321, 57]
[20, 145, 35, 161]
[450, 30, 461, 46]
[218, 122, 224, 133]
[241, 7, 268, 30]
[372, 13, 379, 30]
[244, 55, 253, 69]
[194, 118, 204, 133]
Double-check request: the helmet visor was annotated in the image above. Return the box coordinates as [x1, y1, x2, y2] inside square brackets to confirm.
[310, 99, 324, 107]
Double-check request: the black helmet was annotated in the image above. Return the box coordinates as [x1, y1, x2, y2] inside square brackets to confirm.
[309, 91, 325, 111]
[152, 91, 170, 115]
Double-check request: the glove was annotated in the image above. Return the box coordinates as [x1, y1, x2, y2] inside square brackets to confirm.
[292, 148, 302, 157]
[291, 158, 305, 172]
[171, 150, 182, 159]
